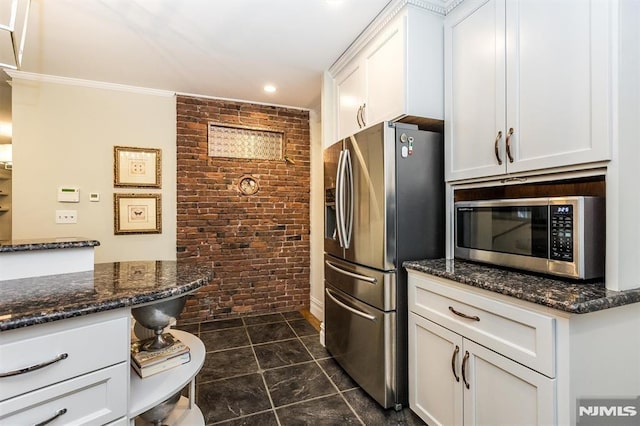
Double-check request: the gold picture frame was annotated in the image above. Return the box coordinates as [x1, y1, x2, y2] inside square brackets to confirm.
[114, 193, 162, 235]
[114, 146, 161, 188]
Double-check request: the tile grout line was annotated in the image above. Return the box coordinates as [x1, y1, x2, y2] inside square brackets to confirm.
[195, 313, 376, 425]
[304, 335, 367, 425]
[209, 407, 276, 425]
[243, 320, 283, 426]
[315, 359, 366, 425]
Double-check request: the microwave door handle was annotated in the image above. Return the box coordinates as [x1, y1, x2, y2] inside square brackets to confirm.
[325, 260, 377, 283]
[335, 150, 345, 248]
[325, 288, 376, 321]
[344, 149, 354, 249]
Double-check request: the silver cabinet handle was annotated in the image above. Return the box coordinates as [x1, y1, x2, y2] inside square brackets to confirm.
[506, 127, 514, 163]
[326, 288, 376, 321]
[0, 353, 68, 378]
[451, 345, 460, 382]
[462, 350, 470, 389]
[449, 306, 480, 322]
[356, 105, 363, 128]
[325, 260, 377, 283]
[494, 130, 503, 165]
[360, 103, 366, 127]
[35, 408, 68, 426]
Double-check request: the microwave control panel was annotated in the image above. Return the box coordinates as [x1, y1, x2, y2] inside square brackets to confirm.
[550, 205, 573, 262]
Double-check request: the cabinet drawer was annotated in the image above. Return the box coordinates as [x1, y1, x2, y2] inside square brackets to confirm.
[0, 316, 128, 401]
[408, 271, 555, 377]
[0, 362, 127, 425]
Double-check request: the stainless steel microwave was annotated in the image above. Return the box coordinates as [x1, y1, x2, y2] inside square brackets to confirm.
[454, 196, 605, 279]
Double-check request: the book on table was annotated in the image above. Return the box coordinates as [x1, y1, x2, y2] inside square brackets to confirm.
[131, 332, 191, 378]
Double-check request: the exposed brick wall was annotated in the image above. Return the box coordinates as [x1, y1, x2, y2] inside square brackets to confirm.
[176, 95, 311, 322]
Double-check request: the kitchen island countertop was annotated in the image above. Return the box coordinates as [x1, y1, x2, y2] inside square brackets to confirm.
[404, 258, 640, 314]
[0, 260, 212, 331]
[0, 237, 100, 252]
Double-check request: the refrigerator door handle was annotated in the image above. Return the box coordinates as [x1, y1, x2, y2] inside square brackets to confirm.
[335, 149, 345, 248]
[326, 288, 376, 321]
[344, 149, 354, 249]
[325, 260, 377, 284]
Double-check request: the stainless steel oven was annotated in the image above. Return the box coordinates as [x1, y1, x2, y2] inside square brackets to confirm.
[454, 196, 605, 279]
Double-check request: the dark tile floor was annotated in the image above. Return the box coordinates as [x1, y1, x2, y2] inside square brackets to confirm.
[174, 311, 425, 425]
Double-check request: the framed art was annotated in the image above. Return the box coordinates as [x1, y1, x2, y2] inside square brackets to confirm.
[114, 193, 162, 235]
[114, 146, 161, 188]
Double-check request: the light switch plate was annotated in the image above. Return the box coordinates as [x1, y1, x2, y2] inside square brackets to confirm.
[56, 210, 77, 224]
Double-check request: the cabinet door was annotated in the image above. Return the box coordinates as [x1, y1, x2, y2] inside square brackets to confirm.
[409, 313, 463, 426]
[463, 339, 556, 426]
[0, 363, 127, 426]
[505, 0, 611, 173]
[365, 15, 405, 127]
[336, 62, 365, 140]
[445, 0, 507, 181]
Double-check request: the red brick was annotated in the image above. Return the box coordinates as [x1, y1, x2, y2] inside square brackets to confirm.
[177, 95, 311, 321]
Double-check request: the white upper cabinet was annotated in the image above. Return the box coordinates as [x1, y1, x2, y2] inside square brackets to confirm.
[331, 4, 444, 142]
[445, 0, 612, 182]
[336, 62, 366, 139]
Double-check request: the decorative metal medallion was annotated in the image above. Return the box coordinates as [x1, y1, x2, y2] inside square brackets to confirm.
[238, 175, 259, 196]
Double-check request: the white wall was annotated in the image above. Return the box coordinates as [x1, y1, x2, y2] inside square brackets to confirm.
[10, 74, 177, 263]
[309, 107, 325, 321]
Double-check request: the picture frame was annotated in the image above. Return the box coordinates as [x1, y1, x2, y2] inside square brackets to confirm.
[114, 193, 162, 235]
[114, 146, 161, 188]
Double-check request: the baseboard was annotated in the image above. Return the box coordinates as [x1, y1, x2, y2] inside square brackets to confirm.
[310, 294, 323, 322]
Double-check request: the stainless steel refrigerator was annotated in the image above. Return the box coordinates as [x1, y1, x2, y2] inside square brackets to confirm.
[323, 121, 444, 410]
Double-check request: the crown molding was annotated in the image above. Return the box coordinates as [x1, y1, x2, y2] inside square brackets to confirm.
[329, 0, 449, 76]
[328, 0, 468, 76]
[4, 70, 176, 97]
[175, 91, 311, 112]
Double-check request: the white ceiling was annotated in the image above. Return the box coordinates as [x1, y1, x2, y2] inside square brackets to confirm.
[15, 0, 392, 109]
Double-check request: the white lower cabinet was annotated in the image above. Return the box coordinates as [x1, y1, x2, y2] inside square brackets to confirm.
[408, 269, 640, 425]
[464, 339, 554, 425]
[0, 308, 205, 426]
[408, 270, 557, 425]
[0, 363, 128, 425]
[409, 313, 555, 426]
[0, 310, 129, 425]
[409, 313, 462, 426]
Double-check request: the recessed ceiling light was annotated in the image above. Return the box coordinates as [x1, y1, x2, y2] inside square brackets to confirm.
[264, 84, 277, 93]
[326, 0, 344, 5]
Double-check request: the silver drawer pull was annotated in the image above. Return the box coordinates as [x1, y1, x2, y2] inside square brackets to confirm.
[448, 306, 480, 322]
[34, 408, 67, 426]
[325, 261, 377, 283]
[0, 353, 69, 378]
[326, 288, 376, 321]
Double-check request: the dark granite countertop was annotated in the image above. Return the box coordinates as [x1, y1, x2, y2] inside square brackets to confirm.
[0, 260, 212, 331]
[403, 258, 640, 314]
[0, 237, 100, 253]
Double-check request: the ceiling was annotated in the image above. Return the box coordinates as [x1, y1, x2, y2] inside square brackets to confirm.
[13, 0, 393, 109]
